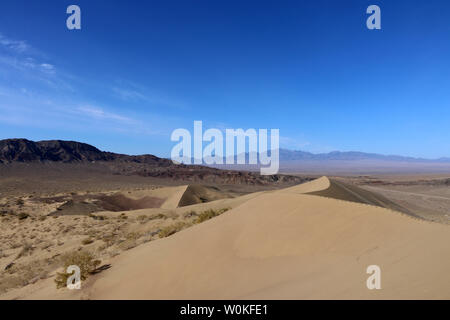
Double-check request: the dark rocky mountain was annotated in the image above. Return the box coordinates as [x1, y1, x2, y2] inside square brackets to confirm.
[0, 139, 171, 165]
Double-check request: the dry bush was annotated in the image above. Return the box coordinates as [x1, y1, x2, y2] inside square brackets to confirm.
[117, 232, 142, 251]
[81, 238, 94, 245]
[158, 222, 190, 238]
[101, 234, 117, 247]
[137, 215, 149, 223]
[54, 251, 101, 289]
[118, 213, 128, 220]
[195, 208, 230, 224]
[17, 212, 29, 220]
[184, 210, 197, 218]
[126, 232, 141, 241]
[150, 213, 167, 220]
[138, 213, 166, 224]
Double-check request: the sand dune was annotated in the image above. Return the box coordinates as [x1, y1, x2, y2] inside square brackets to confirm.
[307, 179, 418, 218]
[177, 185, 235, 207]
[4, 177, 449, 299]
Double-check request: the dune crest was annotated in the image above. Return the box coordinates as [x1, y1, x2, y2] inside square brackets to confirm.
[277, 176, 330, 194]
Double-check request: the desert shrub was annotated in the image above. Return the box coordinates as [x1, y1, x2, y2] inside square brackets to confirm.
[138, 213, 166, 223]
[184, 211, 197, 218]
[17, 212, 29, 220]
[151, 213, 167, 220]
[158, 222, 189, 238]
[117, 232, 142, 251]
[137, 215, 148, 223]
[118, 213, 128, 220]
[101, 234, 116, 247]
[195, 208, 230, 224]
[89, 214, 105, 221]
[126, 232, 141, 241]
[54, 251, 101, 289]
[81, 238, 94, 245]
[16, 198, 25, 206]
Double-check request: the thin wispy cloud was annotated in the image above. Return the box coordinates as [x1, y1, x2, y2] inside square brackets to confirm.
[113, 87, 147, 101]
[112, 81, 188, 109]
[40, 63, 55, 73]
[0, 55, 55, 74]
[0, 33, 29, 53]
[76, 106, 135, 124]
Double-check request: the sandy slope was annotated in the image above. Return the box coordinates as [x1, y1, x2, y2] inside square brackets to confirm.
[307, 179, 418, 217]
[3, 177, 450, 299]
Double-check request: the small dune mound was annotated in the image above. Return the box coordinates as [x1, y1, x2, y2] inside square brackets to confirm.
[306, 178, 417, 217]
[95, 194, 165, 212]
[49, 200, 99, 216]
[50, 194, 165, 216]
[177, 185, 233, 207]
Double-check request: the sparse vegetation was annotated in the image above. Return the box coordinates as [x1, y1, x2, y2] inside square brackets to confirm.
[54, 251, 101, 289]
[17, 212, 29, 220]
[137, 214, 148, 223]
[119, 213, 128, 220]
[184, 210, 197, 218]
[153, 208, 230, 239]
[81, 238, 94, 245]
[0, 174, 237, 296]
[118, 232, 142, 250]
[151, 213, 167, 220]
[137, 213, 166, 224]
[195, 208, 230, 224]
[158, 222, 190, 238]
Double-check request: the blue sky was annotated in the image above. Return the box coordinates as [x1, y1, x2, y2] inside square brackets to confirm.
[0, 0, 449, 158]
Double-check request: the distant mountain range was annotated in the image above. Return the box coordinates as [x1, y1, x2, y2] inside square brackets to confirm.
[0, 139, 308, 185]
[1, 138, 449, 165]
[278, 149, 450, 163]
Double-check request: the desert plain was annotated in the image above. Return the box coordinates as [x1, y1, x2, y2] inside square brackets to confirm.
[0, 157, 449, 299]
